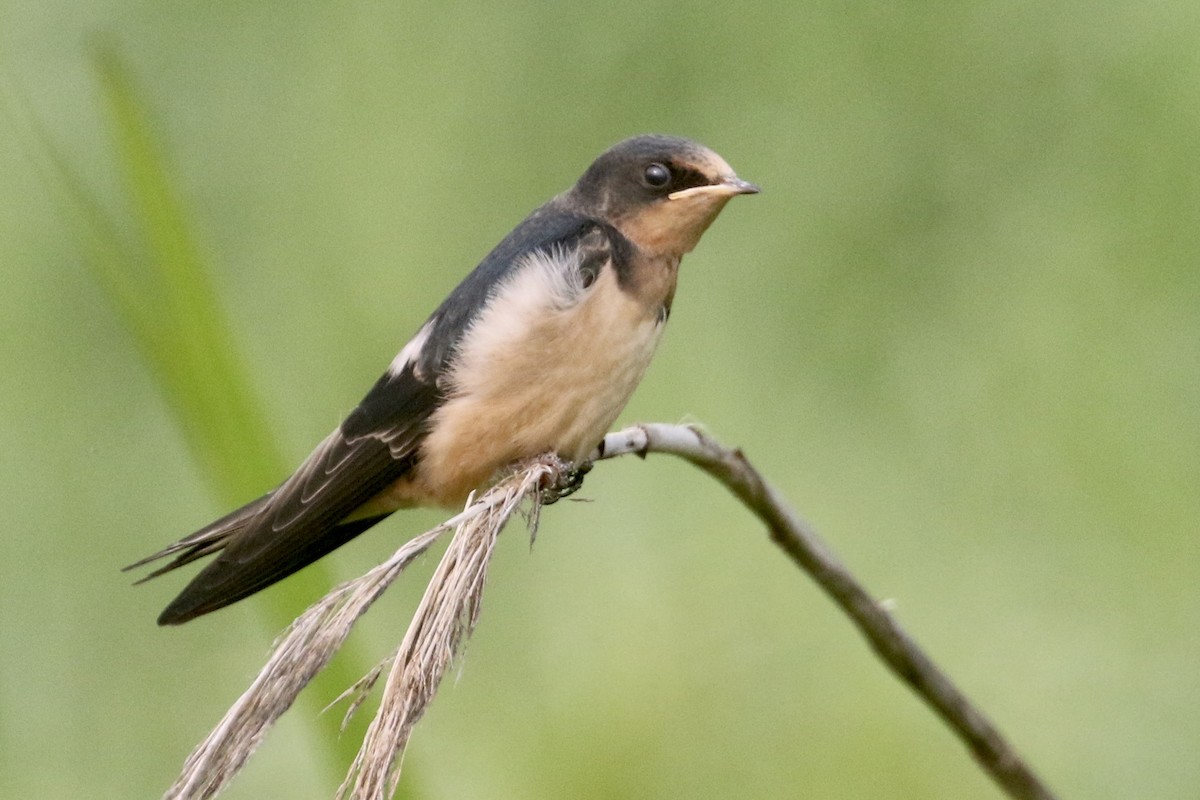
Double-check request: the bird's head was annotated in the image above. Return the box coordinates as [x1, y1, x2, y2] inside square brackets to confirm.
[568, 134, 759, 257]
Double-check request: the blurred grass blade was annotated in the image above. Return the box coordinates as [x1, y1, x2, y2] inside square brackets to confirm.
[91, 44, 283, 496]
[7, 45, 421, 797]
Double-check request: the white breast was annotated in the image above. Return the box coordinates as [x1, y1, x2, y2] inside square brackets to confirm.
[411, 248, 668, 506]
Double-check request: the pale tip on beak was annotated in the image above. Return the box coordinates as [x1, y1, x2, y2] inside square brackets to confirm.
[724, 176, 761, 195]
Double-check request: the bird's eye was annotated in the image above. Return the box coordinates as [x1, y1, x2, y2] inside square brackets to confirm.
[643, 163, 671, 189]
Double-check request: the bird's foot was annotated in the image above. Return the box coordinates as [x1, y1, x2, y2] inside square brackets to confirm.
[539, 460, 592, 505]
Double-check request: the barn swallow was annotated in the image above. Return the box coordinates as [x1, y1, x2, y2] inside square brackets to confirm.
[128, 134, 758, 625]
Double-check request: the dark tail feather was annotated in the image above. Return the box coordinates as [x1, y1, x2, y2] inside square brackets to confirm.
[155, 513, 393, 625]
[124, 493, 275, 580]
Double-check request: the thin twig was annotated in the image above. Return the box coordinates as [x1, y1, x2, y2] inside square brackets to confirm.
[163, 424, 1056, 800]
[592, 423, 1058, 800]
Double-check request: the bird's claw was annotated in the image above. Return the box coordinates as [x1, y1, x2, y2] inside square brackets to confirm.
[540, 461, 592, 505]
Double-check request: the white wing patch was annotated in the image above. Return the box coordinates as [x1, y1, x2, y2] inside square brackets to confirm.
[386, 320, 434, 378]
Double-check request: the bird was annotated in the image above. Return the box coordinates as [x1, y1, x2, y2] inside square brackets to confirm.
[128, 134, 758, 625]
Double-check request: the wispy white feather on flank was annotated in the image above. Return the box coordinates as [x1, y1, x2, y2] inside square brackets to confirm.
[430, 243, 589, 405]
[471, 244, 590, 342]
[516, 244, 589, 310]
[163, 457, 568, 800]
[387, 246, 583, 383]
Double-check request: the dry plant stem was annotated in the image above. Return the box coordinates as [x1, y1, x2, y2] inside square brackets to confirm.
[163, 527, 446, 800]
[162, 465, 552, 800]
[164, 425, 1055, 800]
[593, 423, 1058, 800]
[337, 465, 555, 799]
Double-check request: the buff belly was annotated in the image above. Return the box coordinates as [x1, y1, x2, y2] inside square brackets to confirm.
[382, 262, 668, 509]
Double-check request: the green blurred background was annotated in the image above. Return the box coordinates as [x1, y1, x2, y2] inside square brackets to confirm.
[2, 2, 1198, 798]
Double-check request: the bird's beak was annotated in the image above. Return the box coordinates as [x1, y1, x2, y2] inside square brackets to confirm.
[668, 176, 761, 201]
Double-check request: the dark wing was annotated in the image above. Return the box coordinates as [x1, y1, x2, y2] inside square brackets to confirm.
[134, 199, 615, 625]
[152, 364, 440, 624]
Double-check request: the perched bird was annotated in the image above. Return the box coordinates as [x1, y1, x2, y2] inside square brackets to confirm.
[128, 134, 758, 625]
